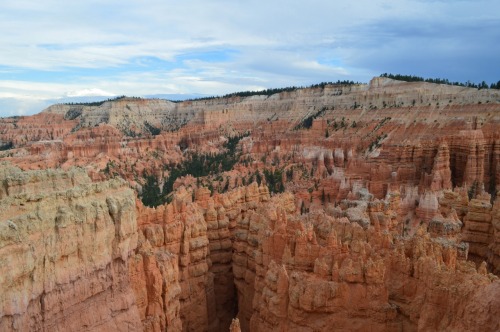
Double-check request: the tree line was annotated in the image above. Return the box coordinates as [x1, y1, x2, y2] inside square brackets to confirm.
[172, 80, 362, 103]
[380, 73, 499, 90]
[62, 96, 142, 106]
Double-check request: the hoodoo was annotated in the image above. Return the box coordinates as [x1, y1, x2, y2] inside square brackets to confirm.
[1, 78, 499, 331]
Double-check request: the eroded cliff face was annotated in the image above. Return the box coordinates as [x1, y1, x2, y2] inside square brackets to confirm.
[131, 181, 500, 332]
[0, 78, 500, 331]
[130, 183, 271, 331]
[2, 166, 499, 331]
[0, 164, 141, 331]
[243, 195, 499, 332]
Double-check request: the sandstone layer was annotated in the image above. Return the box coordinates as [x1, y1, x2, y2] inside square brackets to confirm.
[0, 164, 141, 331]
[0, 77, 499, 331]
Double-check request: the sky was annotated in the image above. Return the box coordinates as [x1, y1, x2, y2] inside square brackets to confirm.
[0, 0, 499, 117]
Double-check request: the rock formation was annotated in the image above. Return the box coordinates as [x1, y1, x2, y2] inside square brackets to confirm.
[0, 164, 141, 331]
[0, 77, 499, 331]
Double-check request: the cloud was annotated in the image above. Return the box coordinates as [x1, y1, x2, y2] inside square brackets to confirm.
[0, 97, 52, 117]
[65, 88, 116, 98]
[337, 16, 500, 82]
[0, 0, 499, 117]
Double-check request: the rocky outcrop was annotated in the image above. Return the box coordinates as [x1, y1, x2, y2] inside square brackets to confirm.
[237, 195, 499, 332]
[0, 164, 141, 331]
[462, 193, 494, 263]
[2, 79, 499, 191]
[229, 318, 241, 332]
[1, 77, 500, 331]
[131, 183, 271, 332]
[3, 166, 498, 331]
[489, 196, 500, 274]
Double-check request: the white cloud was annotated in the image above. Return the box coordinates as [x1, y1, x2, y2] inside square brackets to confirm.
[0, 0, 499, 117]
[65, 88, 116, 98]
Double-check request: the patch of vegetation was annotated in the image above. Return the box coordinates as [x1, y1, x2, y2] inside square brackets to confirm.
[64, 108, 83, 120]
[141, 172, 163, 207]
[250, 170, 263, 185]
[172, 80, 362, 103]
[122, 128, 141, 137]
[331, 117, 348, 131]
[309, 80, 361, 88]
[0, 141, 13, 151]
[300, 201, 309, 215]
[294, 107, 328, 130]
[150, 150, 161, 159]
[380, 73, 498, 90]
[369, 134, 388, 151]
[102, 160, 120, 177]
[490, 81, 500, 89]
[161, 115, 189, 132]
[62, 95, 142, 107]
[263, 168, 285, 194]
[140, 133, 249, 207]
[103, 160, 113, 175]
[468, 181, 479, 200]
[373, 117, 391, 132]
[144, 121, 161, 136]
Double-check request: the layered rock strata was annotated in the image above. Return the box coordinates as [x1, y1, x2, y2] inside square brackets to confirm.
[131, 183, 271, 331]
[1, 164, 500, 332]
[133, 182, 500, 332]
[0, 77, 499, 331]
[0, 164, 141, 331]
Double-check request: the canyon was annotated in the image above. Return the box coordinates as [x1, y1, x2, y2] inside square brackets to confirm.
[0, 77, 499, 331]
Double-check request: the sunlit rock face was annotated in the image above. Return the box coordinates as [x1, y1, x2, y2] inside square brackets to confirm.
[0, 164, 141, 331]
[1, 78, 500, 331]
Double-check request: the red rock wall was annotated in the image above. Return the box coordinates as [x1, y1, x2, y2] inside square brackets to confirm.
[0, 165, 141, 331]
[131, 183, 271, 331]
[1, 78, 500, 331]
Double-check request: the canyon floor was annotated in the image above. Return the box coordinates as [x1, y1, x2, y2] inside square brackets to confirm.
[1, 77, 499, 331]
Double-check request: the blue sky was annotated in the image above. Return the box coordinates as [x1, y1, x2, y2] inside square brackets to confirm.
[0, 0, 499, 116]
